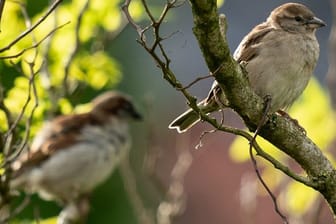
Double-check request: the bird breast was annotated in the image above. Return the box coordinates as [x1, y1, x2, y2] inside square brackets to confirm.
[27, 120, 130, 201]
[246, 30, 319, 111]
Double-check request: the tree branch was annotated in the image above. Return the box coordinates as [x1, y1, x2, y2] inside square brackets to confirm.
[0, 0, 63, 53]
[189, 0, 336, 215]
[122, 0, 336, 218]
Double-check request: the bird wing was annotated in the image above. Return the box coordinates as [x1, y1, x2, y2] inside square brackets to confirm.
[205, 22, 274, 104]
[234, 22, 274, 63]
[12, 113, 97, 175]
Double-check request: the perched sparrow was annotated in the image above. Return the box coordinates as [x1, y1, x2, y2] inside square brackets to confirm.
[169, 3, 325, 133]
[10, 91, 141, 223]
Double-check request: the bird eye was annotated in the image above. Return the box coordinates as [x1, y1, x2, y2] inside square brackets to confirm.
[294, 16, 303, 22]
[122, 102, 132, 110]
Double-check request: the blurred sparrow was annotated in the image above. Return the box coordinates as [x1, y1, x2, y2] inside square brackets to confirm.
[169, 3, 325, 133]
[10, 91, 142, 223]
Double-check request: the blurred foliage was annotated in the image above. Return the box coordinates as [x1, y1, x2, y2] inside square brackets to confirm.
[0, 0, 144, 223]
[217, 0, 225, 7]
[0, 0, 142, 132]
[229, 78, 336, 217]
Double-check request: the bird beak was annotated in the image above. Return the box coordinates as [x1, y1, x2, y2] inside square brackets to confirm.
[307, 17, 326, 28]
[130, 108, 142, 120]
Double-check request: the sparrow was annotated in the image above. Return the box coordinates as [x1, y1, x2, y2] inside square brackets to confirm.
[169, 3, 325, 133]
[10, 91, 142, 223]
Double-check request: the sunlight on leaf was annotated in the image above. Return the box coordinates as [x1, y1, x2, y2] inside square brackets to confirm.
[5, 77, 31, 114]
[38, 216, 58, 224]
[73, 104, 92, 114]
[0, 110, 7, 131]
[12, 216, 58, 223]
[129, 0, 143, 20]
[71, 51, 121, 89]
[0, 1, 28, 56]
[1, 1, 147, 223]
[58, 98, 74, 115]
[17, 216, 58, 224]
[21, 51, 44, 77]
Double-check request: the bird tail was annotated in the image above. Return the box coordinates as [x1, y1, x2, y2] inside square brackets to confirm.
[169, 108, 200, 133]
[169, 101, 218, 133]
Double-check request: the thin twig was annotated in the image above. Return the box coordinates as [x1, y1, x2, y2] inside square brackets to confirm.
[178, 74, 212, 90]
[121, 0, 144, 38]
[178, 63, 223, 90]
[249, 142, 289, 224]
[2, 76, 39, 167]
[195, 128, 216, 149]
[247, 94, 289, 223]
[228, 125, 314, 187]
[8, 6, 40, 158]
[2, 60, 41, 166]
[0, 0, 64, 53]
[16, 58, 40, 157]
[122, 0, 316, 189]
[0, 22, 70, 59]
[0, 4, 43, 218]
[2, 1, 41, 155]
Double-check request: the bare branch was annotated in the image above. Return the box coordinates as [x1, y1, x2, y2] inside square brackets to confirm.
[121, 0, 145, 38]
[178, 74, 212, 90]
[0, 22, 70, 59]
[249, 143, 288, 224]
[189, 0, 336, 215]
[2, 0, 40, 162]
[2, 61, 40, 166]
[0, 0, 64, 53]
[122, 0, 316, 189]
[178, 64, 224, 90]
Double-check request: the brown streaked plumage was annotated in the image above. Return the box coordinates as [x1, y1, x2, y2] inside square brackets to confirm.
[169, 3, 325, 133]
[10, 91, 141, 223]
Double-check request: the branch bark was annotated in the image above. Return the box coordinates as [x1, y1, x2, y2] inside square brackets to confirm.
[189, 0, 336, 216]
